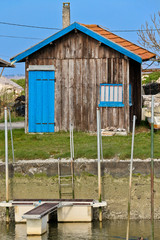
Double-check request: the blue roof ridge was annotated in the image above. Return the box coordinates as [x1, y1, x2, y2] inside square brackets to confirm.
[10, 22, 142, 64]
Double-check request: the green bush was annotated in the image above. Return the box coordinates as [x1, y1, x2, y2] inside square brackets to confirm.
[142, 71, 160, 84]
[11, 79, 25, 95]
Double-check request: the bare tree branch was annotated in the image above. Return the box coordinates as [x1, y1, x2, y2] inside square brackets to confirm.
[138, 11, 160, 59]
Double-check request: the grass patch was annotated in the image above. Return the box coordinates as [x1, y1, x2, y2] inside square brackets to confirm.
[0, 114, 24, 123]
[33, 173, 48, 178]
[14, 173, 24, 178]
[135, 120, 150, 133]
[0, 125, 160, 161]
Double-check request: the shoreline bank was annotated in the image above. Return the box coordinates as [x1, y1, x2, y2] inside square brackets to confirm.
[0, 159, 160, 221]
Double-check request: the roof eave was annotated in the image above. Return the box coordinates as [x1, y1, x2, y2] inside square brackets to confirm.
[76, 23, 142, 63]
[10, 23, 77, 63]
[0, 58, 15, 68]
[10, 22, 142, 64]
[142, 55, 156, 62]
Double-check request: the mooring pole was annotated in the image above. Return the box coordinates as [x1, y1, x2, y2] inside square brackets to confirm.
[99, 109, 103, 162]
[126, 115, 136, 240]
[70, 124, 73, 161]
[58, 158, 61, 199]
[8, 108, 15, 163]
[70, 124, 75, 199]
[97, 107, 102, 221]
[151, 96, 154, 240]
[4, 107, 9, 222]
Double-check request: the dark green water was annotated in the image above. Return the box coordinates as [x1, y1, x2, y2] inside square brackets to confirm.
[0, 220, 159, 240]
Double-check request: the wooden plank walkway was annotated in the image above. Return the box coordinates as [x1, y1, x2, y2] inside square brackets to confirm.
[23, 203, 59, 219]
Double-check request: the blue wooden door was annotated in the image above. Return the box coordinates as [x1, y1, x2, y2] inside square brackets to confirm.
[28, 71, 55, 133]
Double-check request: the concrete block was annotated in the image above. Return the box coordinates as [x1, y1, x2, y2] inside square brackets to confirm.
[14, 205, 35, 223]
[26, 215, 48, 235]
[57, 205, 93, 222]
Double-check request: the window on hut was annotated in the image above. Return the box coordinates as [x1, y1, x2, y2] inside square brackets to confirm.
[99, 84, 132, 107]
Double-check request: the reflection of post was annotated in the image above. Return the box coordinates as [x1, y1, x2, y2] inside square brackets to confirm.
[27, 235, 48, 240]
[97, 108, 102, 222]
[4, 107, 9, 222]
[126, 115, 136, 240]
[151, 96, 154, 240]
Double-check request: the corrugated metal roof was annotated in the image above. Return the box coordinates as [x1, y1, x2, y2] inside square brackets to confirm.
[81, 24, 156, 61]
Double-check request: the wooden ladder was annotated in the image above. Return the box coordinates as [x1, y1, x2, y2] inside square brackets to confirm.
[58, 124, 74, 199]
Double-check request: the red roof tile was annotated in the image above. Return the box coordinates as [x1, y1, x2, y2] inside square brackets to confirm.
[81, 24, 156, 61]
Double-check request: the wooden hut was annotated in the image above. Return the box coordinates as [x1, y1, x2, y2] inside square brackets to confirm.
[10, 22, 156, 133]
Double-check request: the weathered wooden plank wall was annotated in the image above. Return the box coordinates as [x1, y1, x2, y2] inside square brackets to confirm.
[25, 30, 141, 132]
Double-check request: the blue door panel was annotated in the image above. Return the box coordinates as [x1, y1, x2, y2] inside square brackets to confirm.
[28, 70, 55, 133]
[42, 79, 48, 128]
[36, 79, 43, 132]
[48, 80, 55, 132]
[29, 71, 35, 132]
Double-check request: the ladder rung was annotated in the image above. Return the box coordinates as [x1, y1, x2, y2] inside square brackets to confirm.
[61, 192, 73, 195]
[60, 184, 72, 186]
[59, 175, 72, 178]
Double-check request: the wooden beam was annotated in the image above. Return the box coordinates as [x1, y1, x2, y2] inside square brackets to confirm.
[142, 68, 160, 73]
[0, 67, 5, 77]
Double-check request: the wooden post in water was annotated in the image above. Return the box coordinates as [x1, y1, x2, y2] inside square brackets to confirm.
[126, 115, 136, 240]
[97, 107, 102, 221]
[151, 96, 154, 240]
[4, 107, 9, 222]
[58, 158, 61, 199]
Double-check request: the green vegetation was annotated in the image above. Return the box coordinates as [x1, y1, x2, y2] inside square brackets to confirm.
[0, 78, 25, 122]
[0, 123, 159, 161]
[142, 71, 160, 84]
[11, 78, 25, 95]
[0, 114, 24, 123]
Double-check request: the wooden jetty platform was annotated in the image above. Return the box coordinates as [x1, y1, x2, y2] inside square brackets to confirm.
[0, 198, 106, 235]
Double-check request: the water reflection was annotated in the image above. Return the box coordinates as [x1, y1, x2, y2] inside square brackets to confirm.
[1, 220, 160, 240]
[27, 234, 48, 240]
[15, 224, 26, 239]
[58, 222, 92, 237]
[15, 224, 48, 240]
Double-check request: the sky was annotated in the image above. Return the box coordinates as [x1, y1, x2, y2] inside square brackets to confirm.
[0, 0, 159, 75]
